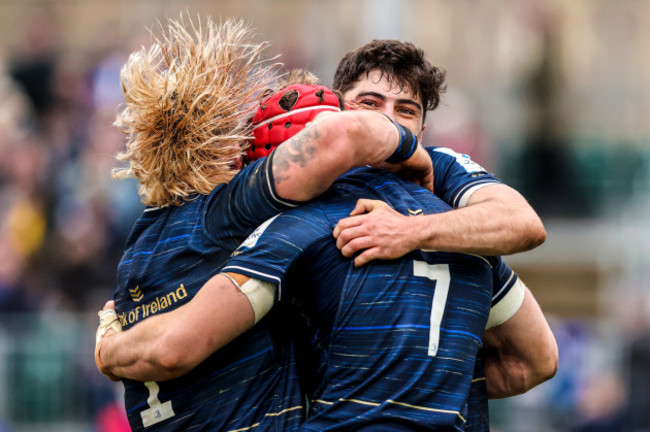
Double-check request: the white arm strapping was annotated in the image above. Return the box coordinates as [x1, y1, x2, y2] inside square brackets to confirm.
[222, 274, 276, 324]
[486, 278, 526, 330]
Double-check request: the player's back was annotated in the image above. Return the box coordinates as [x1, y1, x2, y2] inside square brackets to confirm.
[114, 159, 304, 431]
[287, 168, 498, 431]
[221, 166, 517, 431]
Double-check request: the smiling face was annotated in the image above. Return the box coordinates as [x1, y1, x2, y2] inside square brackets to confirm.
[342, 69, 425, 140]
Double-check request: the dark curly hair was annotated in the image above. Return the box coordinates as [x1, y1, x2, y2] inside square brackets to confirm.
[332, 40, 446, 122]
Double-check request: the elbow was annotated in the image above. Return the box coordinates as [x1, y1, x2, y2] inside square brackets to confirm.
[502, 344, 558, 397]
[511, 216, 546, 254]
[534, 339, 559, 385]
[325, 114, 366, 157]
[320, 112, 377, 162]
[154, 342, 196, 379]
[522, 340, 559, 393]
[528, 218, 547, 249]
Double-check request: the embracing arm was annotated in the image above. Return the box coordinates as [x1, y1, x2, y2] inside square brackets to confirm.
[334, 184, 545, 266]
[270, 110, 433, 200]
[421, 184, 546, 255]
[95, 273, 260, 382]
[482, 283, 558, 399]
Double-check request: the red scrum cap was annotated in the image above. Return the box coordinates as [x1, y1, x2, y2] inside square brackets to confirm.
[246, 84, 344, 162]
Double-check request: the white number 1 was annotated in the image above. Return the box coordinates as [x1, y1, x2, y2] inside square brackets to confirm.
[413, 261, 450, 356]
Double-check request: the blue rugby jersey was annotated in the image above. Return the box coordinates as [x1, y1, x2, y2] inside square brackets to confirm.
[464, 353, 490, 432]
[113, 156, 305, 431]
[224, 167, 518, 431]
[427, 146, 500, 208]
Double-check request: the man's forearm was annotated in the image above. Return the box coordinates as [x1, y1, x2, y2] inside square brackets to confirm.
[99, 326, 170, 381]
[272, 111, 431, 201]
[99, 274, 256, 382]
[412, 184, 546, 255]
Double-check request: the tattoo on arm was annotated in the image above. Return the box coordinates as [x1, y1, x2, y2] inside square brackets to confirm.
[272, 124, 321, 184]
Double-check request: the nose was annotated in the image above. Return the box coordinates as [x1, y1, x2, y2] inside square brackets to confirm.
[380, 103, 396, 119]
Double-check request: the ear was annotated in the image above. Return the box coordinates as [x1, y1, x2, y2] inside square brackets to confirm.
[418, 123, 426, 143]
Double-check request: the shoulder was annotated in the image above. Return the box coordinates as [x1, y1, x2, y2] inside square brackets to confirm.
[427, 146, 490, 173]
[242, 203, 332, 246]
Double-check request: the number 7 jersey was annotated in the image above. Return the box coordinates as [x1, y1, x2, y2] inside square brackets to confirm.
[224, 166, 521, 431]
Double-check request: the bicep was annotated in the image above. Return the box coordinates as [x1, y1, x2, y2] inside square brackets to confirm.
[482, 282, 558, 398]
[465, 184, 547, 251]
[184, 273, 278, 342]
[269, 122, 341, 202]
[166, 273, 258, 365]
[483, 284, 554, 359]
[465, 183, 531, 208]
[269, 111, 395, 202]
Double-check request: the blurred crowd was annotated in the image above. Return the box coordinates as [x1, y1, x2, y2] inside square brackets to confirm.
[0, 10, 143, 315]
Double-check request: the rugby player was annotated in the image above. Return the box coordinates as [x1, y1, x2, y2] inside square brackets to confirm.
[331, 39, 546, 264]
[331, 39, 556, 430]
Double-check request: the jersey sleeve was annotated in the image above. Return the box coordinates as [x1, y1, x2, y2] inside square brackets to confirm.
[427, 146, 502, 208]
[203, 156, 302, 242]
[485, 258, 525, 329]
[222, 205, 332, 300]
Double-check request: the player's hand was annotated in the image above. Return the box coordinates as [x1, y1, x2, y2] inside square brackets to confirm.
[373, 145, 434, 193]
[333, 199, 419, 267]
[95, 300, 122, 381]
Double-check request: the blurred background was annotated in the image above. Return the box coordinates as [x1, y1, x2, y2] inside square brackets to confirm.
[0, 0, 648, 431]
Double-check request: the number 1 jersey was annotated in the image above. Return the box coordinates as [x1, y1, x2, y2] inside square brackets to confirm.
[114, 157, 304, 431]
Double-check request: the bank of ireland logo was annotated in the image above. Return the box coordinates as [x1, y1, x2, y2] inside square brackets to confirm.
[130, 285, 144, 302]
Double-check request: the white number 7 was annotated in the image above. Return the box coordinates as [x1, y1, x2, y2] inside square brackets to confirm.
[413, 261, 450, 356]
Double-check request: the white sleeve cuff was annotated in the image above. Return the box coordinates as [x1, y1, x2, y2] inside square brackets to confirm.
[457, 183, 493, 208]
[486, 278, 526, 329]
[223, 274, 277, 324]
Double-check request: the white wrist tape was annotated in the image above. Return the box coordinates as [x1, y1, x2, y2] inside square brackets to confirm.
[95, 307, 123, 381]
[223, 274, 276, 324]
[96, 308, 123, 345]
[486, 278, 526, 330]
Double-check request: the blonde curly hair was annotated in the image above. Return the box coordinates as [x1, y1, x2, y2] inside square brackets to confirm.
[113, 15, 280, 207]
